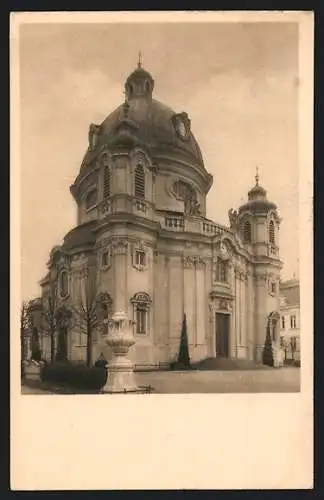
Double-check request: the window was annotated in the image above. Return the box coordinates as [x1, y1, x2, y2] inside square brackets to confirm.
[269, 220, 275, 245]
[216, 258, 228, 283]
[135, 307, 147, 334]
[135, 250, 146, 267]
[281, 316, 285, 329]
[101, 250, 109, 268]
[271, 282, 276, 295]
[135, 164, 145, 199]
[85, 189, 97, 210]
[103, 164, 111, 199]
[243, 220, 252, 243]
[131, 292, 152, 335]
[290, 315, 297, 329]
[60, 271, 68, 298]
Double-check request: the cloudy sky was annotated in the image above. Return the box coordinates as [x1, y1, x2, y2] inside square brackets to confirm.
[18, 19, 299, 300]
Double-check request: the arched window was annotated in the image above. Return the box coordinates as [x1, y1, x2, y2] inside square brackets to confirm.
[243, 220, 252, 244]
[135, 164, 145, 199]
[103, 164, 111, 199]
[216, 258, 228, 283]
[59, 271, 69, 298]
[131, 292, 152, 335]
[269, 220, 275, 245]
[85, 189, 97, 210]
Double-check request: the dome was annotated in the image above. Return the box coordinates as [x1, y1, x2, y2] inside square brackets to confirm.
[248, 184, 267, 199]
[238, 170, 277, 214]
[80, 64, 206, 174]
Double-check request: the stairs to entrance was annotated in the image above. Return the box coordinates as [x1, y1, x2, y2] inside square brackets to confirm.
[191, 357, 270, 371]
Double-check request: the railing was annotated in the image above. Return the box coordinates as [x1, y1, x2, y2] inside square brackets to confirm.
[133, 199, 148, 214]
[101, 199, 112, 215]
[99, 197, 231, 238]
[164, 216, 185, 230]
[201, 221, 226, 236]
[267, 244, 280, 257]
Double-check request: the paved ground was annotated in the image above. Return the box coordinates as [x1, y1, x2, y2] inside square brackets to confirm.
[136, 367, 300, 393]
[21, 367, 300, 394]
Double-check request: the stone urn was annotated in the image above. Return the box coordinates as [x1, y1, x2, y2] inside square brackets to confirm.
[103, 311, 138, 393]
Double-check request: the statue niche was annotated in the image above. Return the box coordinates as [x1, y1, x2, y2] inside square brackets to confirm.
[173, 180, 200, 216]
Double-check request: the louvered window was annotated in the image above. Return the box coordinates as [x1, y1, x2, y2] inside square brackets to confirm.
[135, 164, 145, 199]
[269, 220, 275, 244]
[243, 220, 252, 243]
[103, 165, 111, 199]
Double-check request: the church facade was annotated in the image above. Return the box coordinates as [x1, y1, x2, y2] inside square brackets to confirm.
[31, 62, 283, 368]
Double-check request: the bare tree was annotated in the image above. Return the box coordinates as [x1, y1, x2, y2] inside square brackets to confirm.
[20, 301, 32, 379]
[71, 266, 99, 367]
[55, 305, 73, 362]
[42, 277, 59, 363]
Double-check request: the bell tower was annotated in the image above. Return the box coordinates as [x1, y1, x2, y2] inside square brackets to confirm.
[237, 169, 282, 361]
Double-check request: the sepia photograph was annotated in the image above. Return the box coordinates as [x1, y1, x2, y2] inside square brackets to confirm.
[11, 11, 313, 490]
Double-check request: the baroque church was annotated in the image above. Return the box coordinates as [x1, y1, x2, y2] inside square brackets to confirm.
[29, 60, 282, 368]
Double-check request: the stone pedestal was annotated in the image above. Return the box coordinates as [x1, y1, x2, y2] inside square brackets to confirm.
[103, 311, 138, 393]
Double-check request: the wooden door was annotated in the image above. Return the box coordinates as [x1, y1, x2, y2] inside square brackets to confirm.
[216, 313, 230, 358]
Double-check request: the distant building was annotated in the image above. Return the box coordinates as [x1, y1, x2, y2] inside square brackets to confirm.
[29, 61, 283, 368]
[280, 278, 300, 360]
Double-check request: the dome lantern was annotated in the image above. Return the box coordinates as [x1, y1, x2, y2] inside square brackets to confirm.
[125, 53, 155, 101]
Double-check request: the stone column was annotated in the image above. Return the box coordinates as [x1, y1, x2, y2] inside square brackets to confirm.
[112, 239, 128, 312]
[103, 311, 137, 393]
[254, 272, 268, 362]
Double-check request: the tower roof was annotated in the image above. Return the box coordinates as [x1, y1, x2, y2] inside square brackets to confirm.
[238, 168, 277, 214]
[247, 167, 267, 201]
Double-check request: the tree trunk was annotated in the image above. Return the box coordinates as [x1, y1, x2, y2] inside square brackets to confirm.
[56, 327, 68, 362]
[86, 323, 92, 367]
[50, 331, 55, 363]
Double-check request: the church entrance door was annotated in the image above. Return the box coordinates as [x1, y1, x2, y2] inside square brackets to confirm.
[215, 313, 230, 358]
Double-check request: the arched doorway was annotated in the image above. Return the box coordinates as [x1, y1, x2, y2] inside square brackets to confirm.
[268, 311, 280, 343]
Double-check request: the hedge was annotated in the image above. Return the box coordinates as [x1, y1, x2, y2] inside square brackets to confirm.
[40, 361, 108, 391]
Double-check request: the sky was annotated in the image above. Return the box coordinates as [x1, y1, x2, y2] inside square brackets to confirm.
[19, 20, 299, 300]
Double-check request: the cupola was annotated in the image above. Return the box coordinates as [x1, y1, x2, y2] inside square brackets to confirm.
[125, 52, 155, 101]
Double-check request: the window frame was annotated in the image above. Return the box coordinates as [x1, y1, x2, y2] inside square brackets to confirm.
[216, 258, 228, 283]
[59, 270, 69, 299]
[243, 220, 252, 244]
[130, 292, 152, 337]
[85, 188, 98, 211]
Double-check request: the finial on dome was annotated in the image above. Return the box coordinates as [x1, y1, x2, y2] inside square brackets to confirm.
[138, 51, 142, 69]
[255, 166, 259, 186]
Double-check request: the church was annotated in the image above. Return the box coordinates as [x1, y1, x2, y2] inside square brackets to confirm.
[29, 60, 282, 368]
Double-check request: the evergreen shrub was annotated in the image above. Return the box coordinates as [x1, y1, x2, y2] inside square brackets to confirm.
[40, 361, 107, 391]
